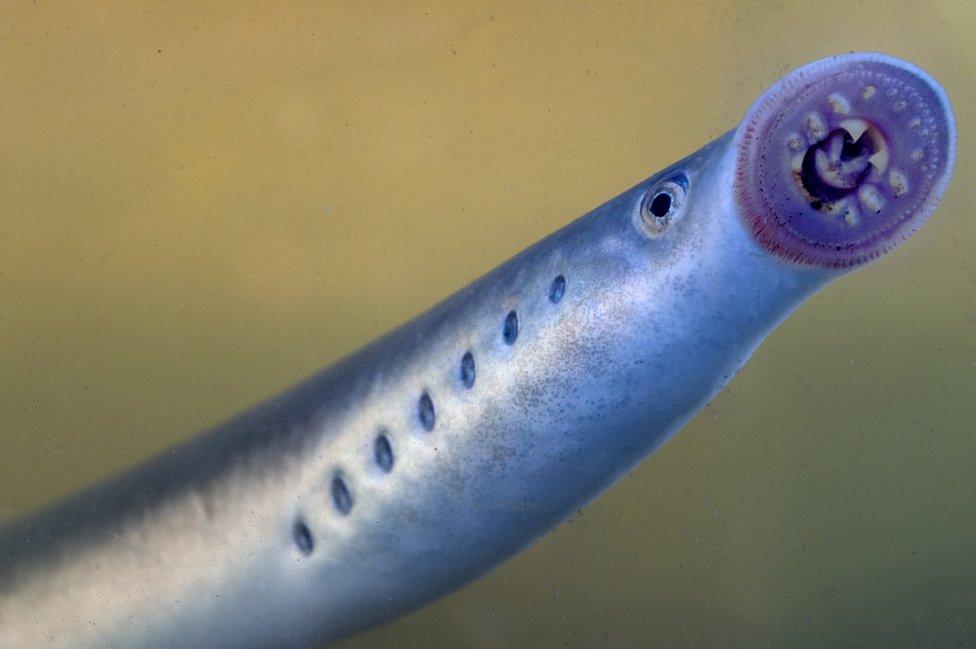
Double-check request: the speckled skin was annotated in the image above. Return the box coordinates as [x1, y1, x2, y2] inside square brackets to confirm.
[0, 54, 955, 649]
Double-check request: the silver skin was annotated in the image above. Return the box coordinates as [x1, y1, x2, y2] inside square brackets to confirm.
[0, 54, 954, 648]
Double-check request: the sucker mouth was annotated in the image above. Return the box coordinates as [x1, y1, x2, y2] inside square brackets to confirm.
[733, 53, 956, 269]
[800, 125, 879, 204]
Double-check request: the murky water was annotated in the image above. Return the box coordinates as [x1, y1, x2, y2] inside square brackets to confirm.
[1, 3, 973, 647]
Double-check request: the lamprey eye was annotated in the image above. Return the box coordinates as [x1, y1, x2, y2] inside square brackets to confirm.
[640, 175, 687, 236]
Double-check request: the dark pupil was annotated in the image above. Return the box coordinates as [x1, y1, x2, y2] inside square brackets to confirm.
[650, 192, 672, 217]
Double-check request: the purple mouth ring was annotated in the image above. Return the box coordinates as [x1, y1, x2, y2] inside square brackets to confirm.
[734, 53, 956, 269]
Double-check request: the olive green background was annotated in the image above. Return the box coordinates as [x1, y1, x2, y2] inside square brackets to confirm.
[1, 2, 973, 647]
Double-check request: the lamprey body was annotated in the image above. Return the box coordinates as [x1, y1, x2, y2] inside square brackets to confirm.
[0, 53, 956, 649]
